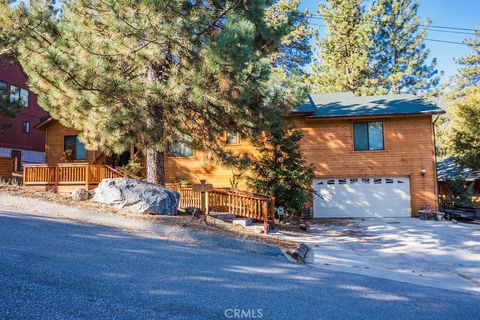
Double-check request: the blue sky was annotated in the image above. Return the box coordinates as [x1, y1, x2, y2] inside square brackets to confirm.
[300, 0, 480, 83]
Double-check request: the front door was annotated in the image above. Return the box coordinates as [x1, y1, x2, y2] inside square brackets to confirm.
[10, 150, 21, 171]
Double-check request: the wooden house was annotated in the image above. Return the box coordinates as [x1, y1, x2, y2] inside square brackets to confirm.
[30, 92, 444, 218]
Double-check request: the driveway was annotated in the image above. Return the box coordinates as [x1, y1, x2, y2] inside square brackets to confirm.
[279, 218, 480, 294]
[1, 198, 480, 319]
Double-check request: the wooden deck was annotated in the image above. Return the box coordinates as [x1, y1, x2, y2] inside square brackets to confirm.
[167, 183, 275, 232]
[23, 163, 124, 193]
[23, 164, 275, 233]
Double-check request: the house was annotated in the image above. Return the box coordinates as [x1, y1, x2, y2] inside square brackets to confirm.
[437, 157, 480, 205]
[0, 60, 48, 170]
[32, 92, 444, 218]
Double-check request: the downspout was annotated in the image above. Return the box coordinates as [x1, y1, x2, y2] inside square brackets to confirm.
[433, 115, 440, 208]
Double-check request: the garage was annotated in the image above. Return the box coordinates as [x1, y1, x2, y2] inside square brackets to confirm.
[313, 177, 411, 218]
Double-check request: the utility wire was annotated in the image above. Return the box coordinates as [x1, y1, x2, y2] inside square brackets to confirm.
[309, 23, 468, 46]
[310, 14, 478, 33]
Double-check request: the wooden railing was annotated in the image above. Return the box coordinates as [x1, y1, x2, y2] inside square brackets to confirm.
[23, 163, 126, 191]
[0, 157, 14, 178]
[166, 183, 275, 233]
[23, 165, 274, 233]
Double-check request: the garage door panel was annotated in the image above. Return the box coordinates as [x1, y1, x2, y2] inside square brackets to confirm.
[313, 177, 411, 218]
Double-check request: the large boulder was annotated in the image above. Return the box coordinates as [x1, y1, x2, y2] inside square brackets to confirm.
[93, 178, 179, 215]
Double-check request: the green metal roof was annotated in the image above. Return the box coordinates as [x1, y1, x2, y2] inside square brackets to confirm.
[292, 92, 445, 118]
[437, 157, 480, 181]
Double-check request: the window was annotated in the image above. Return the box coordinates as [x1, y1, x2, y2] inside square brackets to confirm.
[226, 131, 239, 145]
[20, 88, 29, 107]
[353, 121, 384, 151]
[9, 85, 20, 103]
[0, 81, 7, 99]
[169, 135, 193, 157]
[22, 121, 30, 134]
[64, 135, 87, 160]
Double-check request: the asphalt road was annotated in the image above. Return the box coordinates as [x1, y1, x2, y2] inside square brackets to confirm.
[1, 209, 479, 320]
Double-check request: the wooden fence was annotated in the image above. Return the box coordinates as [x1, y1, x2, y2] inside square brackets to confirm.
[23, 165, 274, 233]
[166, 183, 275, 233]
[0, 157, 14, 178]
[23, 163, 124, 192]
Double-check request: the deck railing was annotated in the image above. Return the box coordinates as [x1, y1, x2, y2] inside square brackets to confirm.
[166, 183, 275, 233]
[23, 163, 125, 190]
[24, 165, 274, 233]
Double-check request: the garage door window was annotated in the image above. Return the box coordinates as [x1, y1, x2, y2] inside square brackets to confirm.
[353, 121, 384, 151]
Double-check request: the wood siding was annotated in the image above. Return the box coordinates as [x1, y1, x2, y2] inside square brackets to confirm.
[163, 138, 257, 189]
[41, 115, 438, 214]
[44, 121, 96, 164]
[295, 115, 438, 212]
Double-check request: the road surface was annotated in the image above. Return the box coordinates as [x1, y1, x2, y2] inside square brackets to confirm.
[1, 209, 479, 320]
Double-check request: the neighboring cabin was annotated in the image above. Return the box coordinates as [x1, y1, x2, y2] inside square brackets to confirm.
[437, 157, 480, 205]
[0, 61, 47, 169]
[35, 92, 444, 218]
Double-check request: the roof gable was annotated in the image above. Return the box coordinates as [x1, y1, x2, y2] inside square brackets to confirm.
[437, 157, 480, 181]
[292, 92, 445, 118]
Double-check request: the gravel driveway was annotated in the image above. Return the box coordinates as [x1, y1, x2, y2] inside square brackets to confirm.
[279, 218, 480, 294]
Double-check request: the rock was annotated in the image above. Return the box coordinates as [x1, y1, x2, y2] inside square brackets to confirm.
[93, 178, 179, 215]
[304, 246, 315, 264]
[244, 223, 267, 234]
[71, 188, 89, 201]
[292, 243, 314, 263]
[185, 207, 202, 219]
[299, 223, 310, 232]
[211, 213, 236, 221]
[232, 218, 252, 227]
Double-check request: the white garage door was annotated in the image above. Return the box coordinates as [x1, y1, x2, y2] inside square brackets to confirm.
[313, 177, 411, 218]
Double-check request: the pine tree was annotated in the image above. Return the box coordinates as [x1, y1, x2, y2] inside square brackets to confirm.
[448, 30, 480, 170]
[248, 118, 315, 218]
[450, 30, 480, 96]
[5, 0, 311, 185]
[368, 0, 439, 94]
[309, 0, 371, 94]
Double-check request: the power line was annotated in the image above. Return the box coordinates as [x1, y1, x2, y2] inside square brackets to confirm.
[310, 23, 468, 46]
[427, 28, 474, 36]
[424, 39, 465, 45]
[310, 14, 478, 33]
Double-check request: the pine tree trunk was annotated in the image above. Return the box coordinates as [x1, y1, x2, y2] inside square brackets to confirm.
[146, 147, 165, 186]
[145, 101, 165, 186]
[145, 63, 166, 186]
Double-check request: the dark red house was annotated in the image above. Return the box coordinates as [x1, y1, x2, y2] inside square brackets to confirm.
[0, 60, 47, 170]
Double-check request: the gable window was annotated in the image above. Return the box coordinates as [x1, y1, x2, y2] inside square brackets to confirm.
[22, 121, 30, 134]
[20, 88, 29, 107]
[353, 121, 384, 151]
[169, 135, 193, 157]
[0, 81, 7, 100]
[9, 85, 20, 103]
[226, 131, 239, 145]
[64, 135, 87, 161]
